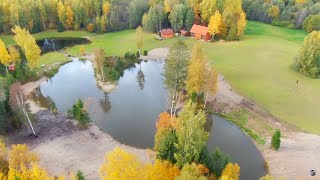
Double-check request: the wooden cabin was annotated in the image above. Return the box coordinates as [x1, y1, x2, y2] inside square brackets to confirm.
[160, 29, 174, 39]
[190, 24, 211, 41]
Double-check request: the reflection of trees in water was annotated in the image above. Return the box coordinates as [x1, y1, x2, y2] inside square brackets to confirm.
[100, 92, 111, 112]
[137, 64, 145, 90]
[31, 88, 56, 110]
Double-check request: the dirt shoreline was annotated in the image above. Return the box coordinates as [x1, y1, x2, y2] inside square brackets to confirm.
[10, 48, 320, 179]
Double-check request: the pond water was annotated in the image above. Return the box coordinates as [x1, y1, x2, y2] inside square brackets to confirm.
[36, 38, 90, 54]
[36, 59, 266, 179]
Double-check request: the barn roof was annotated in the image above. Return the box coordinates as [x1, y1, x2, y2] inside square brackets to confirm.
[190, 24, 209, 36]
[160, 29, 174, 35]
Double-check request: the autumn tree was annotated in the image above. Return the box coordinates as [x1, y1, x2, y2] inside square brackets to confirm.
[7, 163, 54, 180]
[136, 26, 144, 56]
[145, 160, 180, 180]
[268, 6, 280, 19]
[12, 26, 41, 69]
[297, 31, 320, 77]
[175, 163, 207, 180]
[100, 147, 145, 180]
[174, 101, 208, 167]
[0, 40, 11, 73]
[103, 2, 111, 16]
[58, 2, 66, 29]
[8, 144, 39, 170]
[186, 43, 207, 96]
[200, 0, 217, 23]
[237, 11, 247, 37]
[163, 40, 190, 117]
[222, 0, 247, 40]
[203, 66, 218, 108]
[8, 47, 20, 62]
[221, 163, 240, 180]
[208, 11, 222, 39]
[66, 6, 74, 30]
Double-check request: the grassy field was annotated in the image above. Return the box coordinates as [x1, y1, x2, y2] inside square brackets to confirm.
[37, 52, 69, 68]
[2, 21, 320, 134]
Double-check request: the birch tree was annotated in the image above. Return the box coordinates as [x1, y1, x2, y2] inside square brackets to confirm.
[9, 83, 37, 136]
[163, 40, 190, 118]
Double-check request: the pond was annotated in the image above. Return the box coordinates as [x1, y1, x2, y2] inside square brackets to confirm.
[36, 37, 90, 54]
[35, 59, 266, 179]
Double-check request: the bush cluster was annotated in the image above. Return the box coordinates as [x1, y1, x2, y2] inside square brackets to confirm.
[69, 99, 90, 128]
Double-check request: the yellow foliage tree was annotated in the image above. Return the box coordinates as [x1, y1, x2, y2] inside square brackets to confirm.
[12, 26, 41, 69]
[79, 46, 85, 56]
[200, 0, 217, 23]
[66, 6, 74, 30]
[103, 2, 111, 16]
[268, 6, 280, 19]
[221, 163, 240, 180]
[0, 40, 11, 67]
[145, 160, 180, 180]
[8, 47, 20, 62]
[24, 35, 41, 69]
[100, 147, 145, 180]
[58, 2, 66, 26]
[7, 163, 54, 180]
[8, 144, 39, 170]
[186, 43, 207, 95]
[237, 11, 247, 37]
[0, 139, 7, 160]
[208, 11, 222, 37]
[87, 23, 94, 32]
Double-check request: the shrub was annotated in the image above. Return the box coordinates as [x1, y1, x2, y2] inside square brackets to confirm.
[76, 170, 86, 180]
[70, 99, 90, 128]
[302, 15, 320, 33]
[79, 46, 86, 56]
[136, 51, 140, 57]
[271, 129, 281, 150]
[271, 19, 295, 29]
[143, 50, 148, 56]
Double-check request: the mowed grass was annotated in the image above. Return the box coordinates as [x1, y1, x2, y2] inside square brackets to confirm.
[2, 21, 319, 134]
[37, 52, 69, 68]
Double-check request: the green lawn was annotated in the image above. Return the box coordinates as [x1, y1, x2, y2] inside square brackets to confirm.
[37, 52, 69, 68]
[2, 21, 319, 134]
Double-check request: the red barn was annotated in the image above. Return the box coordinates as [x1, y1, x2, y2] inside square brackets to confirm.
[160, 29, 174, 38]
[190, 24, 212, 41]
[180, 30, 189, 36]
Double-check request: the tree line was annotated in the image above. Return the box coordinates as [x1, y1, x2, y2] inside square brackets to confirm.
[0, 0, 149, 34]
[243, 0, 320, 32]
